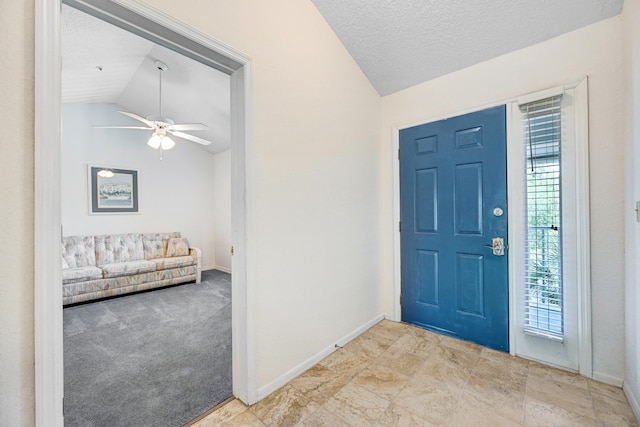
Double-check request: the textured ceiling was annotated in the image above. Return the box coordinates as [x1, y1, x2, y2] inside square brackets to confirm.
[310, 0, 624, 95]
[62, 0, 625, 141]
[61, 5, 154, 104]
[61, 5, 231, 154]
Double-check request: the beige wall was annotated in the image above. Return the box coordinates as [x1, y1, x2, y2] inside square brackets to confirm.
[0, 1, 36, 425]
[3, 0, 636, 424]
[86, 0, 384, 393]
[145, 0, 381, 389]
[623, 0, 640, 418]
[2, 0, 381, 423]
[380, 17, 626, 382]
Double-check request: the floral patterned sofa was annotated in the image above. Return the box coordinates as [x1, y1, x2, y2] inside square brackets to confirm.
[61, 232, 201, 305]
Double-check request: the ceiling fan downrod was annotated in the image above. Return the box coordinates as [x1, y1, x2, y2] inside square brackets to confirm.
[156, 60, 168, 121]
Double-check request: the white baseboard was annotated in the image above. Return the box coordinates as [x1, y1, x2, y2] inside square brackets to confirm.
[256, 313, 385, 401]
[202, 265, 232, 273]
[593, 371, 624, 387]
[624, 382, 640, 423]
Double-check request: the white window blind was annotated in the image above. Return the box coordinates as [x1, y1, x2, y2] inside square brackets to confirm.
[521, 95, 564, 339]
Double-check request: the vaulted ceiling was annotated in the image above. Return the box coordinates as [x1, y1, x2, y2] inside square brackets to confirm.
[61, 5, 231, 154]
[310, 0, 624, 95]
[62, 1, 625, 153]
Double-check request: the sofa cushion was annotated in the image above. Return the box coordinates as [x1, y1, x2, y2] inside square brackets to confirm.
[95, 234, 145, 266]
[62, 266, 103, 284]
[166, 237, 190, 257]
[62, 236, 96, 268]
[142, 232, 181, 260]
[153, 256, 196, 271]
[101, 260, 157, 279]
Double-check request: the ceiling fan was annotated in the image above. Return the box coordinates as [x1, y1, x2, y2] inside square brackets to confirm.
[96, 60, 212, 156]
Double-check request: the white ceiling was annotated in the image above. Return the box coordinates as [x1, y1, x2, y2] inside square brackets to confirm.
[310, 0, 625, 95]
[62, 0, 625, 144]
[61, 5, 231, 154]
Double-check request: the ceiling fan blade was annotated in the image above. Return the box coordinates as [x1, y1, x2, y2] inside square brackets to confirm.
[168, 130, 213, 146]
[94, 126, 153, 129]
[118, 111, 156, 127]
[169, 123, 208, 131]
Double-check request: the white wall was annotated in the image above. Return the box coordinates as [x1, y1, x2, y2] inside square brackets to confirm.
[380, 17, 626, 383]
[143, 0, 382, 390]
[212, 150, 231, 272]
[62, 103, 218, 269]
[0, 1, 35, 425]
[623, 0, 640, 419]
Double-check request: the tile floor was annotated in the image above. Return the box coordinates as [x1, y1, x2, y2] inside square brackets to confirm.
[190, 320, 638, 426]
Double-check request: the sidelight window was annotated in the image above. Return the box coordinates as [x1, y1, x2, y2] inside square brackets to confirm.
[521, 96, 563, 339]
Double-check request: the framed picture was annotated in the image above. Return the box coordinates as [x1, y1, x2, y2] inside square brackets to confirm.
[88, 165, 139, 214]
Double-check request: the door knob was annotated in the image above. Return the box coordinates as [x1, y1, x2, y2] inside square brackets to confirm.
[483, 237, 505, 256]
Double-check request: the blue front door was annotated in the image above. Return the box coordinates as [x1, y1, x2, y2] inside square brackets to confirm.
[400, 105, 508, 351]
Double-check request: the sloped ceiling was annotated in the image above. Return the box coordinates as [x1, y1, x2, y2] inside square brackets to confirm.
[61, 5, 231, 154]
[310, 0, 625, 95]
[62, 0, 625, 145]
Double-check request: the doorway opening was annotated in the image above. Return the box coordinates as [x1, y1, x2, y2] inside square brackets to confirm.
[35, 1, 254, 425]
[60, 4, 234, 424]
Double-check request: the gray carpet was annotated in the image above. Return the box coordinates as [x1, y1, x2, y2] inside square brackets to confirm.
[63, 269, 232, 427]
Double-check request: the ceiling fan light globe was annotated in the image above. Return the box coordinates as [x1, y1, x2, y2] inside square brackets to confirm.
[160, 135, 175, 150]
[147, 133, 161, 149]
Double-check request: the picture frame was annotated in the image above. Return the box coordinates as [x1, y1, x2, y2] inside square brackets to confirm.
[88, 165, 139, 214]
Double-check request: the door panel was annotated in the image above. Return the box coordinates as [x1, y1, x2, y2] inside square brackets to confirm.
[415, 168, 438, 233]
[416, 250, 439, 306]
[455, 163, 483, 235]
[400, 105, 508, 351]
[456, 253, 485, 317]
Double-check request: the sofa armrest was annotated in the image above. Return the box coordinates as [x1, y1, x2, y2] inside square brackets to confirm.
[189, 247, 202, 284]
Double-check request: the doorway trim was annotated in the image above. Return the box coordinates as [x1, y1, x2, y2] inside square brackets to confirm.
[391, 80, 591, 376]
[35, 1, 255, 425]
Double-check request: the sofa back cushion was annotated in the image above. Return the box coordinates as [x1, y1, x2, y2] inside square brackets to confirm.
[94, 233, 145, 266]
[166, 237, 190, 257]
[62, 236, 96, 268]
[142, 232, 181, 259]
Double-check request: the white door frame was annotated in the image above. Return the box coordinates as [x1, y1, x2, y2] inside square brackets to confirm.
[34, 1, 256, 425]
[508, 82, 591, 374]
[391, 80, 591, 376]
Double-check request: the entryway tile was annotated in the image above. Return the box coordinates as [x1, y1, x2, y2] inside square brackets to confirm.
[196, 320, 638, 427]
